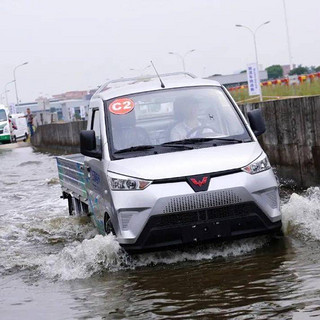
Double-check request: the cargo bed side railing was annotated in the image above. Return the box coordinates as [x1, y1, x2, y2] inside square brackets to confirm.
[56, 156, 87, 203]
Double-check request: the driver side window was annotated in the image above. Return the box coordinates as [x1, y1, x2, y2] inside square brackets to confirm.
[91, 109, 101, 149]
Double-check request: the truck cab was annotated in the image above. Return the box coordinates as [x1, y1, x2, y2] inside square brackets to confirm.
[60, 73, 281, 252]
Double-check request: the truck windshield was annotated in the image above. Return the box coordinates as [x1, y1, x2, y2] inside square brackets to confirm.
[105, 86, 251, 158]
[0, 109, 7, 122]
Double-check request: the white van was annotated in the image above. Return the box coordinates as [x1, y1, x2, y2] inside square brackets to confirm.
[10, 113, 28, 142]
[57, 73, 282, 252]
[0, 105, 12, 144]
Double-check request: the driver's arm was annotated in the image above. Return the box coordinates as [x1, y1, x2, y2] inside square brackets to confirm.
[170, 123, 186, 141]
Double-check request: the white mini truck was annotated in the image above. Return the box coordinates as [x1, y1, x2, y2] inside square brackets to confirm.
[57, 73, 281, 252]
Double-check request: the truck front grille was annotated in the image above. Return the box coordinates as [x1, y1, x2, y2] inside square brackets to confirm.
[157, 202, 259, 227]
[163, 190, 242, 214]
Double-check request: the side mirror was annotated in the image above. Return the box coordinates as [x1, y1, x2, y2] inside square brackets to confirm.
[247, 109, 266, 137]
[80, 130, 102, 160]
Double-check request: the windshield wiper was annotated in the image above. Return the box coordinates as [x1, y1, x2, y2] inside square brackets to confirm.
[160, 142, 194, 149]
[165, 137, 244, 144]
[114, 145, 155, 154]
[206, 137, 245, 143]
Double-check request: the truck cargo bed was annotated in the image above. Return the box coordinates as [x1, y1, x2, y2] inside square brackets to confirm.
[56, 154, 87, 203]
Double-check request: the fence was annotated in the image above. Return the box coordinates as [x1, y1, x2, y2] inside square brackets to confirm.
[31, 120, 87, 154]
[240, 95, 320, 187]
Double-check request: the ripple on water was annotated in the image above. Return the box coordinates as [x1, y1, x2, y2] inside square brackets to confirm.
[18, 160, 43, 167]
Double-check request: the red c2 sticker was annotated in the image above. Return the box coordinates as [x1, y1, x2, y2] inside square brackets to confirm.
[109, 98, 135, 115]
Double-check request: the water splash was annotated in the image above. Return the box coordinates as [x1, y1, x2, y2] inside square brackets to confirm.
[132, 236, 268, 267]
[36, 235, 269, 280]
[282, 187, 320, 241]
[39, 234, 126, 280]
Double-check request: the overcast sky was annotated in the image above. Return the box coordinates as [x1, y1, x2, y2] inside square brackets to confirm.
[0, 0, 319, 103]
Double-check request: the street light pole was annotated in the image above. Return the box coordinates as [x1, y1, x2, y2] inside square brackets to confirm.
[0, 92, 5, 104]
[4, 80, 15, 106]
[13, 62, 28, 105]
[236, 21, 270, 102]
[4, 90, 10, 106]
[282, 0, 293, 70]
[168, 49, 196, 72]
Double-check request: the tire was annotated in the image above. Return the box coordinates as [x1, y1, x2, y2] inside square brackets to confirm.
[67, 195, 74, 215]
[104, 213, 115, 235]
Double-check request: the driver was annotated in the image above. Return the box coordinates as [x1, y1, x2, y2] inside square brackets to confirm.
[170, 96, 200, 141]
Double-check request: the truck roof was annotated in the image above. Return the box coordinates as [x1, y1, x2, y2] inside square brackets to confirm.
[92, 73, 221, 101]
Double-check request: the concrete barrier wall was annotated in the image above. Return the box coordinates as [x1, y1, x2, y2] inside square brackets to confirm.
[31, 95, 320, 187]
[31, 121, 87, 154]
[239, 95, 320, 187]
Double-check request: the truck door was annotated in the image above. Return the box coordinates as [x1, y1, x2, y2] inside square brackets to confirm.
[84, 107, 106, 234]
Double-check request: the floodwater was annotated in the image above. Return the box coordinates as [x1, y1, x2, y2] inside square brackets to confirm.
[1, 146, 320, 320]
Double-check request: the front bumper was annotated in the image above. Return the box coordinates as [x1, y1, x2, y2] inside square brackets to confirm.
[122, 202, 281, 252]
[112, 169, 281, 251]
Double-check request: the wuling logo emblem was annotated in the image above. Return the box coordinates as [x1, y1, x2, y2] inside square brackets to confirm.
[187, 174, 210, 192]
[190, 177, 208, 187]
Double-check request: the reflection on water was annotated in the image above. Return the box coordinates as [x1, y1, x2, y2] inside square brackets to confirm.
[1, 147, 320, 319]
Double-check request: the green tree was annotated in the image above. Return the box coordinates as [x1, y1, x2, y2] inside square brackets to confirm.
[266, 65, 283, 79]
[289, 65, 309, 75]
[315, 66, 320, 72]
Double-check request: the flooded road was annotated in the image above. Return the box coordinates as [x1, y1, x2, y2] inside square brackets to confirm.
[1, 147, 320, 319]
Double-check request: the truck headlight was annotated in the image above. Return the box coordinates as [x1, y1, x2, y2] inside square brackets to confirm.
[107, 172, 152, 190]
[242, 153, 271, 174]
[3, 125, 9, 133]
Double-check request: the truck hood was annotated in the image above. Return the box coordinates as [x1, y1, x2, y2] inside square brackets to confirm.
[108, 142, 262, 180]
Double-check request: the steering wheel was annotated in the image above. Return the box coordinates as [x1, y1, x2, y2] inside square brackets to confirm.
[186, 125, 216, 138]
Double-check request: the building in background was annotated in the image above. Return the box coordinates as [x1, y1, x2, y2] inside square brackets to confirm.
[16, 98, 90, 125]
[52, 90, 88, 100]
[205, 71, 268, 88]
[281, 64, 296, 76]
[14, 88, 99, 125]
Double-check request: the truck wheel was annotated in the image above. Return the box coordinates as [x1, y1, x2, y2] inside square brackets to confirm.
[67, 195, 74, 215]
[104, 213, 115, 235]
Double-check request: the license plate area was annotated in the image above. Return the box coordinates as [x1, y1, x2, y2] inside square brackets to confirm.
[183, 221, 231, 243]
